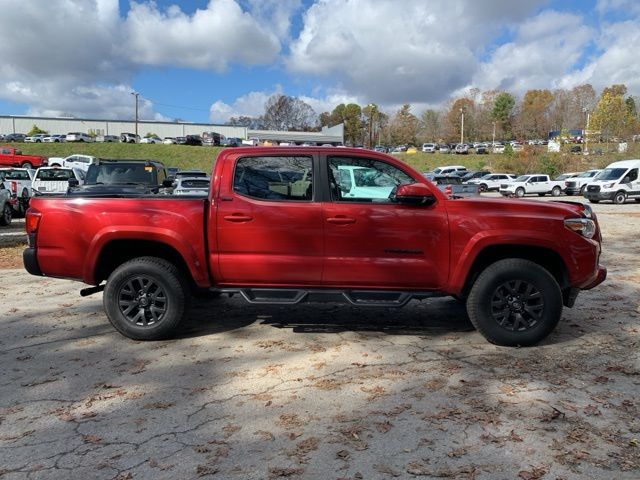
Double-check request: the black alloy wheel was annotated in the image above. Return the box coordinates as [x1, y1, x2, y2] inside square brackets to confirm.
[117, 275, 168, 326]
[490, 280, 544, 332]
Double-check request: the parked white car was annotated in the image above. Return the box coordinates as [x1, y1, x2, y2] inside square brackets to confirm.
[24, 133, 49, 143]
[66, 132, 94, 142]
[163, 137, 177, 144]
[467, 173, 517, 192]
[0, 167, 35, 215]
[32, 167, 85, 195]
[42, 134, 66, 143]
[563, 169, 602, 196]
[172, 177, 210, 196]
[47, 154, 97, 172]
[421, 143, 437, 153]
[432, 165, 467, 176]
[499, 174, 564, 197]
[140, 136, 162, 144]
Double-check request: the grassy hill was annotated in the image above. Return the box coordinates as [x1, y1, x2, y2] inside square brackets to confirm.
[10, 141, 640, 175]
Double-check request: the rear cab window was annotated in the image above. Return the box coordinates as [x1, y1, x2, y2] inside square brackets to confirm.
[233, 156, 313, 201]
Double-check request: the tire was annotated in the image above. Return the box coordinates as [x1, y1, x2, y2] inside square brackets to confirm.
[0, 203, 12, 226]
[17, 189, 29, 217]
[613, 191, 626, 205]
[589, 199, 600, 204]
[515, 187, 525, 198]
[479, 184, 488, 193]
[551, 186, 561, 196]
[103, 257, 189, 340]
[21, 162, 33, 169]
[466, 258, 562, 346]
[635, 198, 640, 203]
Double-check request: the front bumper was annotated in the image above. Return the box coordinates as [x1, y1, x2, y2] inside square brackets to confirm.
[583, 191, 614, 201]
[583, 266, 607, 290]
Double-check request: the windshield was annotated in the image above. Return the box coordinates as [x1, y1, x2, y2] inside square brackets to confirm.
[514, 175, 530, 182]
[433, 168, 443, 174]
[85, 163, 157, 185]
[594, 168, 627, 181]
[36, 169, 73, 180]
[578, 170, 598, 178]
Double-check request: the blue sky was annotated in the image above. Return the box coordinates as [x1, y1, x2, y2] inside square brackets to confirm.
[0, 0, 638, 125]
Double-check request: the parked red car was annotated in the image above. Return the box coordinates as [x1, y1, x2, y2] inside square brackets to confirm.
[23, 147, 606, 346]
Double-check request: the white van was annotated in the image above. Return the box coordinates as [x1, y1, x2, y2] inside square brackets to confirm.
[583, 159, 640, 204]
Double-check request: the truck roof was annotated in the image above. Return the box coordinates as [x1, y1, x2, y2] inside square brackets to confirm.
[606, 159, 640, 168]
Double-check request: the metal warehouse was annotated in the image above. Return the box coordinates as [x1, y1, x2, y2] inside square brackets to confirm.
[0, 115, 344, 145]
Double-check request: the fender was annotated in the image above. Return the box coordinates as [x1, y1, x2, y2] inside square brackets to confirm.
[83, 226, 210, 287]
[447, 230, 566, 295]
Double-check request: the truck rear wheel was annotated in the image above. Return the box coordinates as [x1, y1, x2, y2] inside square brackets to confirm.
[551, 186, 561, 196]
[0, 203, 12, 226]
[466, 259, 562, 346]
[21, 162, 33, 169]
[103, 257, 189, 340]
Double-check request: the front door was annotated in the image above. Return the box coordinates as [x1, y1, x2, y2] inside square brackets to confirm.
[215, 154, 323, 286]
[322, 155, 449, 290]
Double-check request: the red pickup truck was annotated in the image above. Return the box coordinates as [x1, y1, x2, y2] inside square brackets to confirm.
[23, 147, 606, 346]
[0, 146, 47, 169]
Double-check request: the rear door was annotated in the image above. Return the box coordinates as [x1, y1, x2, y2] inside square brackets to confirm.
[321, 154, 449, 289]
[215, 154, 323, 286]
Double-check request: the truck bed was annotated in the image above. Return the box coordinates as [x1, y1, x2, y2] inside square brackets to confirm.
[29, 196, 210, 287]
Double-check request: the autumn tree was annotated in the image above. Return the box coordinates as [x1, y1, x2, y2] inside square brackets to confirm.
[363, 104, 386, 148]
[261, 94, 317, 131]
[491, 92, 515, 140]
[516, 89, 553, 139]
[590, 89, 638, 142]
[389, 104, 420, 145]
[444, 98, 474, 143]
[420, 109, 441, 142]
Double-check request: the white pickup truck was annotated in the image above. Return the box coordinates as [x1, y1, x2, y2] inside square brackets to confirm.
[499, 174, 564, 197]
[0, 167, 35, 215]
[48, 154, 98, 172]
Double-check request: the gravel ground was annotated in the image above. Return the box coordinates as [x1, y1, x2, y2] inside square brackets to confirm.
[0, 199, 639, 479]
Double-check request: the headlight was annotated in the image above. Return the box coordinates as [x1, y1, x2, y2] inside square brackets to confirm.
[603, 182, 615, 188]
[564, 218, 596, 239]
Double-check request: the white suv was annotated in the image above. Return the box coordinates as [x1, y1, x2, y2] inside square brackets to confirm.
[421, 143, 437, 153]
[66, 132, 94, 142]
[433, 165, 467, 176]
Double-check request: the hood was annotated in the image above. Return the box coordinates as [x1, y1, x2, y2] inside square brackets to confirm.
[452, 196, 588, 218]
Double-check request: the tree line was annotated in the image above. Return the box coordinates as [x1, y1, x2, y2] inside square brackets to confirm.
[225, 84, 639, 147]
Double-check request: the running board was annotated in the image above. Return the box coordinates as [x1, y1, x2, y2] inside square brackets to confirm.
[216, 288, 442, 307]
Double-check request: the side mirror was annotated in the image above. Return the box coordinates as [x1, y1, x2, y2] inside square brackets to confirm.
[68, 178, 79, 187]
[392, 183, 436, 206]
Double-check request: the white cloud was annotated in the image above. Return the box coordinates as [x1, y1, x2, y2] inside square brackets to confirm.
[209, 87, 360, 123]
[287, 0, 546, 104]
[0, 0, 285, 118]
[471, 11, 593, 94]
[124, 0, 281, 72]
[558, 20, 640, 95]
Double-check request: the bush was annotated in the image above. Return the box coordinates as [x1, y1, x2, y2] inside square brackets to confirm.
[27, 124, 48, 136]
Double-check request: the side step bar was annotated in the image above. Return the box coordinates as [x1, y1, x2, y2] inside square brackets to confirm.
[216, 288, 443, 307]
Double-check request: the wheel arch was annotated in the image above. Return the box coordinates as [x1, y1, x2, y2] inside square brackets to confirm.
[94, 240, 199, 292]
[458, 244, 569, 300]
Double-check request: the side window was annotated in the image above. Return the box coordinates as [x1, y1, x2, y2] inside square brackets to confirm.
[328, 156, 414, 203]
[626, 169, 638, 182]
[157, 168, 166, 183]
[233, 156, 313, 201]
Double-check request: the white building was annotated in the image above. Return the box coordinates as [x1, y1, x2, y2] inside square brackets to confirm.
[0, 115, 344, 145]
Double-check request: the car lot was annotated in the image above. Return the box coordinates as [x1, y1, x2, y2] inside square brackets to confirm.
[0, 199, 639, 479]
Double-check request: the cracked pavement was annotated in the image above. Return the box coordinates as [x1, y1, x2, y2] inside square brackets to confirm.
[1, 201, 639, 479]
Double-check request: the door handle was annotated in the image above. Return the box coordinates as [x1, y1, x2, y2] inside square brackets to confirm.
[224, 214, 253, 222]
[326, 216, 356, 225]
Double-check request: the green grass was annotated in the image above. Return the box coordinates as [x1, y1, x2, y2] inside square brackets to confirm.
[11, 143, 222, 171]
[9, 142, 640, 175]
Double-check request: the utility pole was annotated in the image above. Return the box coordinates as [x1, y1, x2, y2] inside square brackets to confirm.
[460, 108, 464, 145]
[584, 109, 590, 155]
[131, 92, 139, 142]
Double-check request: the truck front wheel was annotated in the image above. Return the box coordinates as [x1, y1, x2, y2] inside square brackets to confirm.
[515, 187, 525, 197]
[466, 259, 562, 346]
[103, 257, 189, 340]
